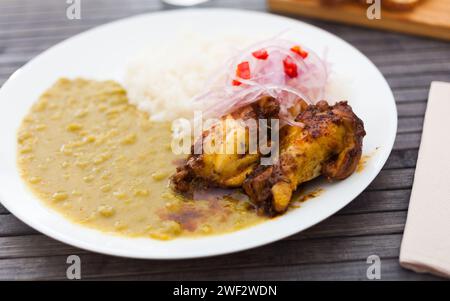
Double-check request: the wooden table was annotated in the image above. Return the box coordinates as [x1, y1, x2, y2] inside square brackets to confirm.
[1, 0, 449, 281]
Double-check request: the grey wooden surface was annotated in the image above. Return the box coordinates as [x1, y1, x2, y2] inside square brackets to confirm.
[0, 0, 449, 281]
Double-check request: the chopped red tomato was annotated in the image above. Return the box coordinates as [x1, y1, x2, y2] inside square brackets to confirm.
[283, 56, 298, 78]
[291, 45, 308, 59]
[252, 49, 269, 60]
[232, 79, 242, 86]
[232, 61, 251, 86]
[236, 61, 251, 79]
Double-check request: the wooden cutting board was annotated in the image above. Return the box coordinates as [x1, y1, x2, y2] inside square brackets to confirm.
[268, 0, 450, 41]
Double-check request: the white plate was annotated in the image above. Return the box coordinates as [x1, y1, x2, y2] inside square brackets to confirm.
[0, 9, 397, 259]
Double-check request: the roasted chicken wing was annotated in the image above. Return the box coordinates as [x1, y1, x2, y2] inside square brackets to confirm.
[243, 101, 365, 214]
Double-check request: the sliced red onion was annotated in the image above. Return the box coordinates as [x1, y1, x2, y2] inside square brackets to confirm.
[192, 37, 329, 126]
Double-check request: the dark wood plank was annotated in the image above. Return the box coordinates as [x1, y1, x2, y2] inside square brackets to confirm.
[0, 249, 439, 280]
[0, 66, 23, 79]
[300, 211, 406, 238]
[359, 43, 450, 56]
[379, 61, 450, 76]
[0, 53, 35, 66]
[340, 189, 410, 215]
[384, 149, 418, 170]
[394, 88, 429, 102]
[369, 49, 450, 67]
[0, 3, 157, 22]
[104, 258, 439, 281]
[0, 204, 8, 215]
[0, 0, 160, 14]
[106, 259, 439, 281]
[0, 234, 413, 280]
[0, 233, 398, 260]
[387, 73, 450, 89]
[394, 132, 422, 150]
[397, 102, 427, 117]
[398, 117, 423, 134]
[368, 168, 415, 191]
[0, 215, 37, 237]
[0, 235, 83, 259]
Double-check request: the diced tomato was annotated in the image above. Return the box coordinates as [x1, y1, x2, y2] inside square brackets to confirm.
[232, 61, 251, 85]
[236, 61, 251, 79]
[252, 49, 269, 60]
[291, 45, 308, 59]
[283, 56, 298, 78]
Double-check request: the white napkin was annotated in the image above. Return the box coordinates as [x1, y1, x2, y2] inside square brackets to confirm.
[399, 81, 450, 278]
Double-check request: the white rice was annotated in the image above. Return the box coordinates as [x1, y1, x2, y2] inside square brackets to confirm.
[124, 32, 256, 122]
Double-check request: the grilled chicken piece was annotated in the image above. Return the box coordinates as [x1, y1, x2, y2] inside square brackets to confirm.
[243, 101, 365, 214]
[171, 97, 279, 192]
